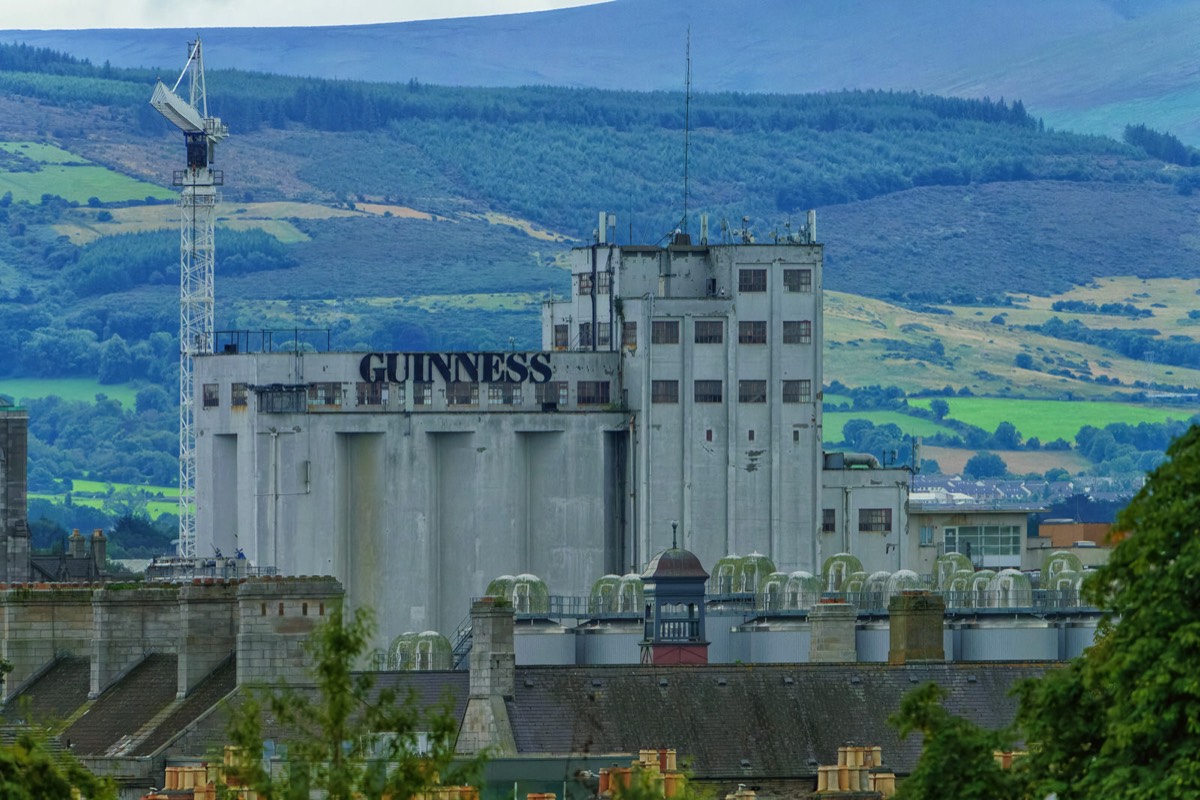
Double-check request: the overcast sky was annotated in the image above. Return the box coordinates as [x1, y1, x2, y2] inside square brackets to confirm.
[4, 1, 607, 30]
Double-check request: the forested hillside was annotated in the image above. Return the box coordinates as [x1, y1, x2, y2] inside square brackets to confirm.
[2, 41, 1199, 505]
[4, 0, 1199, 144]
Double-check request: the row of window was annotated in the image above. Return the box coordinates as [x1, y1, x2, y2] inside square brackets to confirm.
[573, 267, 813, 297]
[555, 318, 814, 349]
[741, 268, 813, 293]
[653, 319, 812, 345]
[651, 379, 812, 404]
[577, 272, 611, 295]
[822, 507, 894, 534]
[203, 380, 612, 410]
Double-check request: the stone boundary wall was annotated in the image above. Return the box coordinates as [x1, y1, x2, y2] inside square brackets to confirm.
[0, 584, 93, 701]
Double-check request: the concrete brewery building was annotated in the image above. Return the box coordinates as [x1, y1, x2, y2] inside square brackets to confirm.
[194, 222, 824, 635]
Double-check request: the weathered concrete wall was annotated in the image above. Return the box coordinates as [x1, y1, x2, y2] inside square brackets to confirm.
[236, 577, 342, 685]
[177, 581, 239, 697]
[0, 585, 93, 700]
[91, 586, 181, 698]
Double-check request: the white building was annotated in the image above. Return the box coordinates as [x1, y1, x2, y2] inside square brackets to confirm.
[194, 222, 834, 637]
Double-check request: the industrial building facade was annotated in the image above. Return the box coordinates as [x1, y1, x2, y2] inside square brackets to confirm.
[194, 234, 825, 635]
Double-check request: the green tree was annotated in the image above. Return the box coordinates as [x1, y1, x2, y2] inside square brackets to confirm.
[963, 451, 1007, 479]
[1015, 424, 1200, 799]
[0, 727, 116, 799]
[222, 605, 480, 800]
[889, 683, 1020, 800]
[928, 398, 949, 420]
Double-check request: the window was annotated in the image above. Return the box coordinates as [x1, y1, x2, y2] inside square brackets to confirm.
[231, 383, 248, 408]
[694, 380, 723, 403]
[739, 321, 767, 344]
[738, 380, 767, 403]
[822, 508, 836, 533]
[748, 429, 755, 442]
[858, 508, 893, 533]
[652, 320, 679, 344]
[447, 381, 479, 406]
[783, 320, 812, 344]
[920, 525, 935, 546]
[705, 429, 713, 442]
[258, 387, 305, 413]
[694, 320, 724, 344]
[554, 324, 569, 349]
[783, 379, 812, 403]
[739, 268, 767, 292]
[413, 382, 433, 406]
[944, 525, 1021, 557]
[577, 381, 610, 405]
[202, 383, 219, 408]
[597, 272, 611, 294]
[356, 381, 384, 406]
[307, 382, 341, 407]
[579, 322, 593, 348]
[651, 380, 679, 404]
[578, 273, 593, 295]
[598, 322, 611, 347]
[489, 383, 522, 405]
[622, 321, 637, 348]
[783, 268, 812, 292]
[536, 381, 568, 406]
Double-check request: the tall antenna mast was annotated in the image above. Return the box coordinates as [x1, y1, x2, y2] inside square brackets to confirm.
[682, 27, 691, 235]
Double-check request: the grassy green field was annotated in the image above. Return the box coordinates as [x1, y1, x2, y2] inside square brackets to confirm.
[907, 396, 1195, 443]
[823, 410, 953, 443]
[0, 141, 88, 163]
[0, 165, 175, 205]
[31, 490, 179, 520]
[1, 140, 172, 205]
[0, 378, 140, 407]
[70, 479, 178, 497]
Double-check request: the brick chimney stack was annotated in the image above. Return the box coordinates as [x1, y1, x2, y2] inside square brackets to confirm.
[456, 598, 517, 756]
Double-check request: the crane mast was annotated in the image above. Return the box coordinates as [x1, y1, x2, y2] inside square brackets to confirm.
[150, 39, 228, 560]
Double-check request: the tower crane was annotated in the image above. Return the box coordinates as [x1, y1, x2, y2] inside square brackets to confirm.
[150, 39, 229, 560]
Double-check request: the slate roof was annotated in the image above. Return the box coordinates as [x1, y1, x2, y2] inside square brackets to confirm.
[1, 656, 90, 726]
[132, 655, 238, 756]
[63, 654, 179, 756]
[507, 662, 1046, 779]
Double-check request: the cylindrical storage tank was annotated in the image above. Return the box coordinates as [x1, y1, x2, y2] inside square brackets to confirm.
[514, 624, 575, 665]
[574, 623, 642, 664]
[707, 610, 747, 663]
[746, 625, 810, 663]
[855, 619, 889, 662]
[958, 620, 1058, 661]
[1062, 619, 1100, 659]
